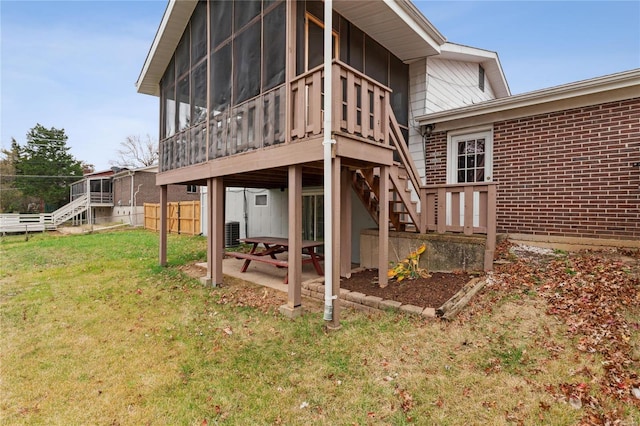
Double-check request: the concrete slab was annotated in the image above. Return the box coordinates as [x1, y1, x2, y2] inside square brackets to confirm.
[196, 256, 325, 294]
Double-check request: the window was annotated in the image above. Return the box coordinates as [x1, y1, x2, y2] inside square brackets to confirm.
[233, 21, 261, 105]
[263, 3, 286, 90]
[305, 13, 338, 71]
[448, 130, 492, 184]
[255, 194, 268, 206]
[187, 185, 198, 193]
[479, 65, 485, 92]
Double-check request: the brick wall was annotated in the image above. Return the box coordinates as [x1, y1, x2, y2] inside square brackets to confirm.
[425, 98, 640, 241]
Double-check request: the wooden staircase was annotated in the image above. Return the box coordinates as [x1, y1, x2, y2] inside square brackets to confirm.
[352, 164, 421, 232]
[351, 109, 424, 232]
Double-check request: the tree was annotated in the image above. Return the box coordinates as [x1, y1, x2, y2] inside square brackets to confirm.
[0, 143, 35, 213]
[110, 135, 158, 168]
[13, 124, 84, 211]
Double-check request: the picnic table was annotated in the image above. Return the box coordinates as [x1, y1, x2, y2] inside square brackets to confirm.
[226, 236, 324, 283]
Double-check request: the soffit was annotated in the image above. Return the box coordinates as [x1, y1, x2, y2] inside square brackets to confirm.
[333, 0, 443, 61]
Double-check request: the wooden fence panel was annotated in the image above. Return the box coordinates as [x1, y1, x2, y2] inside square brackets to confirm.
[144, 201, 200, 235]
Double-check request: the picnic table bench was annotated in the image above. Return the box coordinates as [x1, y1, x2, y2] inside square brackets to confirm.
[226, 236, 324, 283]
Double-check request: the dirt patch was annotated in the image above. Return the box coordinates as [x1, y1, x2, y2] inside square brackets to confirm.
[340, 269, 473, 308]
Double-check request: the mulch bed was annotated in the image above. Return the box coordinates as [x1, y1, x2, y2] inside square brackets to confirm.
[339, 268, 473, 308]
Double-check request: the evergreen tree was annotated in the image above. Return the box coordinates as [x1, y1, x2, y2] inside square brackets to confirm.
[0, 142, 32, 212]
[13, 124, 84, 211]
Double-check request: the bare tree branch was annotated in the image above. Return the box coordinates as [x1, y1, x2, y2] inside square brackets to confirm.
[110, 135, 158, 168]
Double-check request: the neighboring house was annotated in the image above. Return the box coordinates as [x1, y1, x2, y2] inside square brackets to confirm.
[136, 0, 511, 321]
[70, 165, 200, 226]
[417, 70, 640, 249]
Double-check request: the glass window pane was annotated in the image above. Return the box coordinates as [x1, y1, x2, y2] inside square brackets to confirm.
[365, 35, 388, 85]
[476, 167, 485, 182]
[467, 170, 475, 183]
[263, 3, 286, 90]
[466, 155, 475, 168]
[458, 170, 466, 183]
[476, 138, 485, 154]
[191, 1, 207, 62]
[191, 62, 207, 124]
[163, 83, 176, 137]
[316, 195, 324, 240]
[233, 22, 261, 104]
[211, 0, 232, 48]
[347, 23, 364, 72]
[235, 0, 261, 30]
[177, 75, 190, 130]
[457, 155, 465, 169]
[162, 57, 175, 87]
[389, 54, 408, 126]
[307, 18, 324, 70]
[176, 30, 190, 77]
[211, 43, 231, 114]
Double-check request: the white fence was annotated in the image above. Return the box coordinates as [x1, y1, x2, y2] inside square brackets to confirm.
[0, 213, 55, 233]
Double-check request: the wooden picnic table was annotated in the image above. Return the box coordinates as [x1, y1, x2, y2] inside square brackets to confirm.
[226, 236, 324, 284]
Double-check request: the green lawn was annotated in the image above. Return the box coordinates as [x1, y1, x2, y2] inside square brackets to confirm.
[1, 229, 637, 425]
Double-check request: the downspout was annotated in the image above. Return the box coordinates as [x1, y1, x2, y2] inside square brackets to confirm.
[129, 171, 135, 226]
[322, 0, 336, 322]
[133, 183, 143, 226]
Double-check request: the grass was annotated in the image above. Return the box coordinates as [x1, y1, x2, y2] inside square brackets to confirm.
[1, 229, 638, 424]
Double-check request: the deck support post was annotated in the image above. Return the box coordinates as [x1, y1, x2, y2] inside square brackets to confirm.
[340, 168, 352, 278]
[159, 185, 168, 267]
[328, 157, 341, 330]
[203, 177, 223, 286]
[280, 165, 303, 318]
[484, 184, 497, 271]
[378, 166, 389, 287]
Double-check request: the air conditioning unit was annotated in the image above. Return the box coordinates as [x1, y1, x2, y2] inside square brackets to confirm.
[225, 221, 240, 247]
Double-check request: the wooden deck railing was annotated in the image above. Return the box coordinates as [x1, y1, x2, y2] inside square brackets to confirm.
[159, 85, 286, 172]
[290, 61, 389, 143]
[421, 183, 497, 270]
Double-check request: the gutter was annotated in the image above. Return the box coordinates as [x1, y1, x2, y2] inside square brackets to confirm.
[417, 69, 640, 128]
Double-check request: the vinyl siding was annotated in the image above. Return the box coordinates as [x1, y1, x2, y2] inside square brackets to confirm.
[425, 58, 496, 113]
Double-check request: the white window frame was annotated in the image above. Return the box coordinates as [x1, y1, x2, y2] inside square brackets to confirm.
[254, 193, 268, 207]
[446, 127, 493, 184]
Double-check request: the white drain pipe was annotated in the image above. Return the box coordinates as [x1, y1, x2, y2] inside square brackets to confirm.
[322, 0, 335, 321]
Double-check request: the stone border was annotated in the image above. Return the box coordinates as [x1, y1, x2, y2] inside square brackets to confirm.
[301, 269, 484, 319]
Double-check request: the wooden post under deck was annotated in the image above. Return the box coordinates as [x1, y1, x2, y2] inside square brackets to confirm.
[159, 185, 168, 267]
[204, 177, 224, 286]
[340, 168, 352, 278]
[378, 166, 389, 287]
[330, 157, 341, 329]
[280, 165, 303, 318]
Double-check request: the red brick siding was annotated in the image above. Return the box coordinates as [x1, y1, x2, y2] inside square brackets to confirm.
[425, 131, 447, 184]
[425, 98, 640, 241]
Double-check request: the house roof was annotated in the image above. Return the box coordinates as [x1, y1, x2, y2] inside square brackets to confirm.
[416, 69, 640, 132]
[136, 0, 506, 98]
[332, 0, 445, 60]
[136, 0, 197, 96]
[112, 164, 159, 178]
